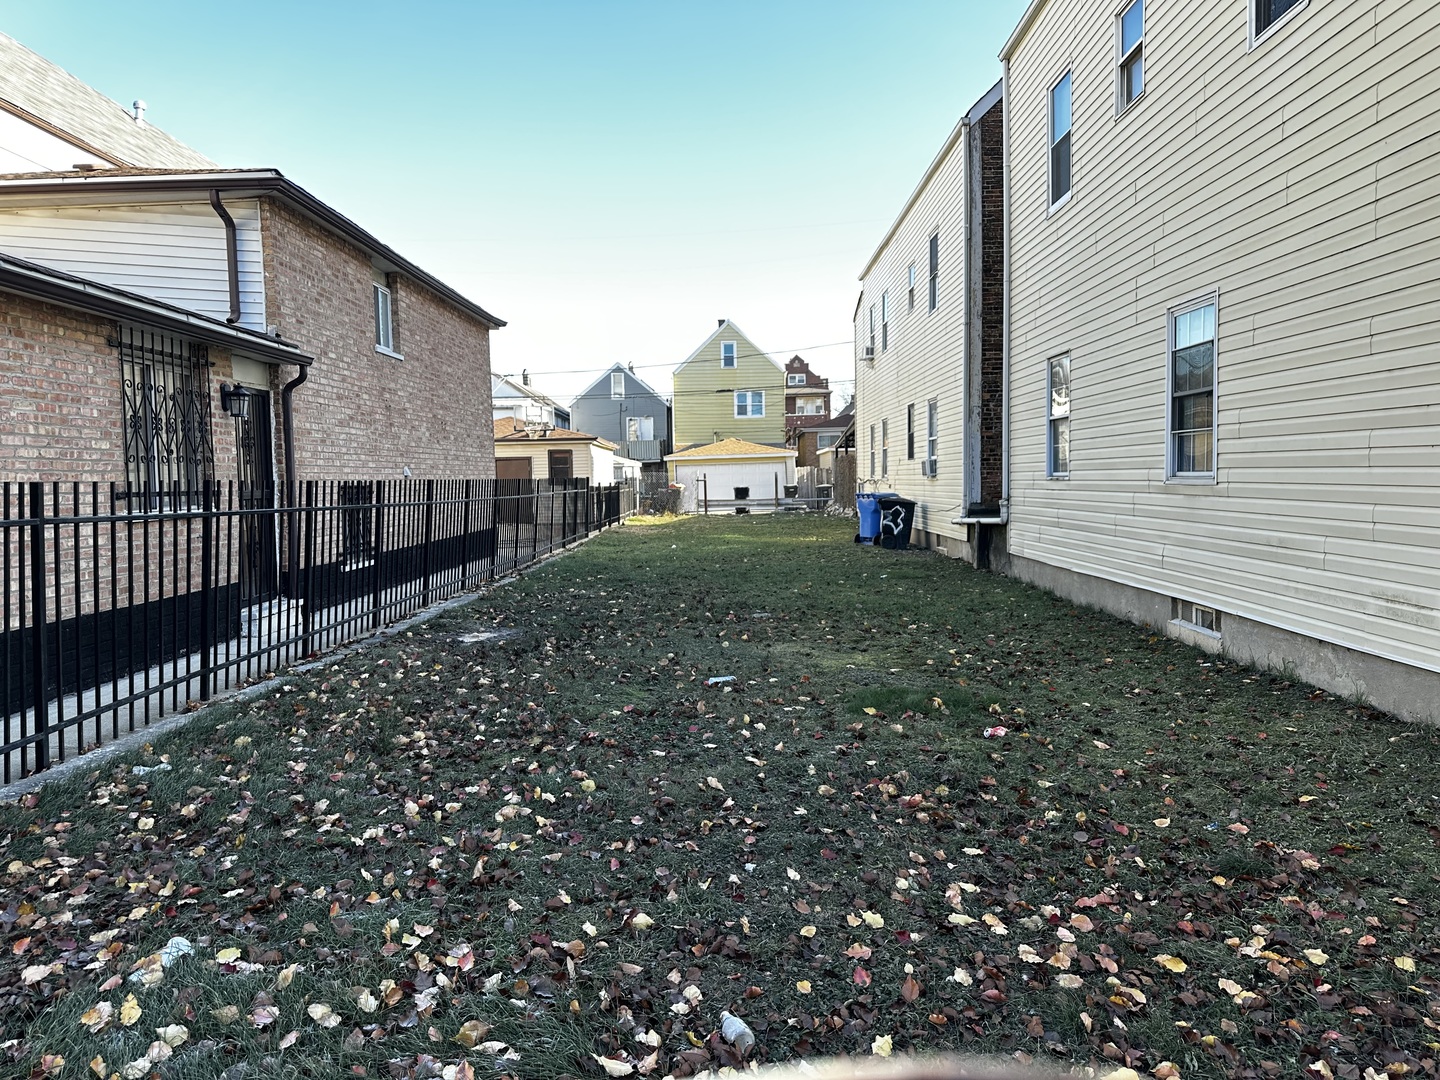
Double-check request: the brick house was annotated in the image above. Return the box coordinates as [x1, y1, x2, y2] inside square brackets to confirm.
[0, 33, 503, 495]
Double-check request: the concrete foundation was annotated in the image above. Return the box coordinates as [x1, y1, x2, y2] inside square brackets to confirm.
[1007, 553, 1440, 726]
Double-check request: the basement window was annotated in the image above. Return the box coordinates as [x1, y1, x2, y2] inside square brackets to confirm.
[1173, 599, 1221, 635]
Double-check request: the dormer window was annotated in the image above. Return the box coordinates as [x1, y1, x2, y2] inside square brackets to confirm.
[721, 341, 737, 368]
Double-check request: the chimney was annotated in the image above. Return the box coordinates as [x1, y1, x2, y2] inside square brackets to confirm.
[132, 99, 147, 125]
[521, 369, 530, 387]
[717, 318, 725, 328]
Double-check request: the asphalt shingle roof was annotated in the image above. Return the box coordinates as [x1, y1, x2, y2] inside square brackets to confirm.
[0, 32, 215, 169]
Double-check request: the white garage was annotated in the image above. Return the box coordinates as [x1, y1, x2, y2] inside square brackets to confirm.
[665, 438, 798, 514]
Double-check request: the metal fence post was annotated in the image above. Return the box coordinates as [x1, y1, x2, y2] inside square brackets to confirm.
[422, 479, 436, 606]
[199, 479, 214, 701]
[27, 482, 49, 773]
[371, 481, 385, 629]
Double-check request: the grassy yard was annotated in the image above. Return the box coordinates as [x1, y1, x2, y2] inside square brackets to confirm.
[3, 514, 1438, 1080]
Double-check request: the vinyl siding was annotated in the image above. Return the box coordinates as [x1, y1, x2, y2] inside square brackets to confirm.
[0, 199, 266, 331]
[855, 125, 968, 546]
[672, 328, 784, 447]
[1005, 0, 1440, 672]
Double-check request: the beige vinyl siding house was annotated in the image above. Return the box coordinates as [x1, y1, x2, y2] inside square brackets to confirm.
[854, 82, 1005, 559]
[1001, 0, 1440, 721]
[672, 320, 785, 448]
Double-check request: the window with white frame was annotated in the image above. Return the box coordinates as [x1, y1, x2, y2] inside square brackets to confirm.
[906, 403, 916, 459]
[611, 371, 625, 398]
[869, 424, 876, 477]
[626, 415, 654, 440]
[1047, 353, 1071, 477]
[721, 341, 737, 368]
[735, 390, 765, 418]
[1118, 0, 1144, 109]
[868, 305, 876, 353]
[925, 399, 938, 474]
[1253, 0, 1304, 40]
[787, 373, 806, 386]
[1049, 71, 1073, 206]
[1168, 299, 1217, 477]
[927, 234, 939, 311]
[374, 281, 395, 353]
[817, 432, 839, 450]
[907, 263, 916, 311]
[881, 290, 890, 351]
[881, 419, 889, 476]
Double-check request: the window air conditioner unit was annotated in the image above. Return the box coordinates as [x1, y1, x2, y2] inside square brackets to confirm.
[861, 346, 875, 363]
[920, 458, 937, 478]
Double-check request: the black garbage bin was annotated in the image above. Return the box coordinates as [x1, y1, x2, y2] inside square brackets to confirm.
[733, 486, 750, 500]
[877, 495, 917, 550]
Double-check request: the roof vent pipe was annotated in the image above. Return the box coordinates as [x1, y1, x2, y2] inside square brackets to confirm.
[522, 369, 530, 386]
[132, 99, 147, 124]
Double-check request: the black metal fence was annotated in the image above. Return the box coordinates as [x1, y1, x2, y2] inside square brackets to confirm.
[1, 478, 634, 783]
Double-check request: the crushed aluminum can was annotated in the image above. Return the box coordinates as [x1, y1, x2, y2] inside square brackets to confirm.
[982, 725, 1009, 738]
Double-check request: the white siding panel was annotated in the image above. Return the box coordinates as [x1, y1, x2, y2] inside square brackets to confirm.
[1005, 0, 1440, 675]
[0, 200, 266, 331]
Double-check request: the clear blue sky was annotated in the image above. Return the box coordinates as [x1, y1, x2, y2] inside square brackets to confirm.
[3, 0, 1029, 403]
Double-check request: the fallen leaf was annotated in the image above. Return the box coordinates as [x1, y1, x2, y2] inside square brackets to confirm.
[796, 980, 813, 994]
[307, 1003, 342, 1028]
[1153, 818, 1171, 828]
[278, 1030, 300, 1049]
[854, 967, 871, 987]
[799, 925, 817, 938]
[454, 1019, 491, 1048]
[591, 1054, 635, 1077]
[119, 994, 142, 1026]
[1055, 973, 1084, 989]
[216, 947, 242, 963]
[1303, 949, 1328, 965]
[900, 974, 922, 1002]
[79, 1003, 114, 1034]
[862, 911, 885, 929]
[1394, 956, 1417, 972]
[871, 1035, 893, 1057]
[1155, 954, 1187, 973]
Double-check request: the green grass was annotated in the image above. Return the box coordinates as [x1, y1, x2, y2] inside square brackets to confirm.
[3, 515, 1439, 1079]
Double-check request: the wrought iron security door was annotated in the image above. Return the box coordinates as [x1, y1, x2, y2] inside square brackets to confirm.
[233, 390, 279, 603]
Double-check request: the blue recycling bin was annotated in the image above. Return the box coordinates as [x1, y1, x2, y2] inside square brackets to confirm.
[855, 491, 898, 544]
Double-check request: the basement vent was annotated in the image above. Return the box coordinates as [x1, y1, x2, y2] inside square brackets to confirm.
[1173, 599, 1220, 635]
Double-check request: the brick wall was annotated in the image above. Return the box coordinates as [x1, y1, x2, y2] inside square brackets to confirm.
[978, 98, 1006, 506]
[260, 201, 495, 483]
[0, 289, 239, 486]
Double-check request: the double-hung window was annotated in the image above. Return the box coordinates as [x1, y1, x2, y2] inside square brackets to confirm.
[925, 400, 939, 475]
[1253, 0, 1305, 41]
[1118, 0, 1144, 110]
[927, 234, 939, 311]
[881, 290, 890, 351]
[1168, 298, 1217, 478]
[869, 424, 876, 478]
[734, 390, 764, 418]
[1047, 354, 1071, 477]
[721, 341, 737, 368]
[881, 419, 889, 476]
[788, 373, 806, 386]
[1049, 72, 1073, 206]
[611, 371, 625, 398]
[907, 263, 916, 312]
[868, 305, 876, 353]
[906, 403, 916, 460]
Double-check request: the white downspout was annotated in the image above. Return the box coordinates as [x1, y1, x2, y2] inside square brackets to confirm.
[1001, 56, 1012, 518]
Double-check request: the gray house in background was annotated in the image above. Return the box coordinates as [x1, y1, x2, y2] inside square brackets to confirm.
[569, 363, 671, 478]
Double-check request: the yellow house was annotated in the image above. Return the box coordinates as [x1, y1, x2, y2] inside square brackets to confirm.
[672, 319, 785, 449]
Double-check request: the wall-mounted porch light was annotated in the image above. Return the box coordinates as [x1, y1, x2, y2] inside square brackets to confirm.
[219, 383, 251, 421]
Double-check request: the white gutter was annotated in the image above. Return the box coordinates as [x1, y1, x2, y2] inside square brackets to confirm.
[999, 0, 1049, 61]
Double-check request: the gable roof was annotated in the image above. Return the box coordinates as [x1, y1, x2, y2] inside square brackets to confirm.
[0, 32, 216, 170]
[0, 250, 311, 365]
[673, 319, 784, 377]
[0, 168, 505, 329]
[492, 373, 565, 411]
[493, 417, 616, 450]
[666, 438, 795, 461]
[575, 362, 666, 401]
